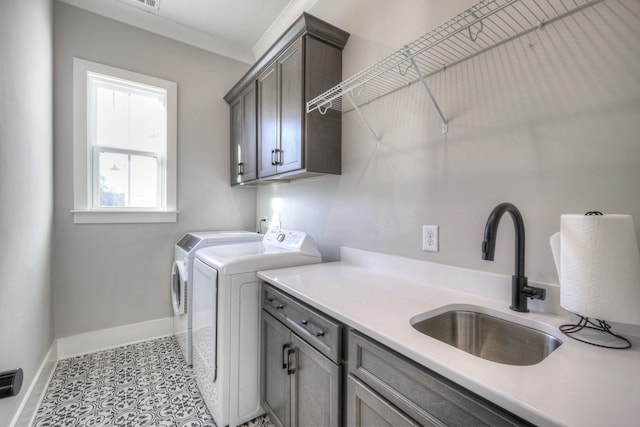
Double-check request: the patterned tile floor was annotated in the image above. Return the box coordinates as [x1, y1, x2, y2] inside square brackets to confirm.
[33, 336, 273, 427]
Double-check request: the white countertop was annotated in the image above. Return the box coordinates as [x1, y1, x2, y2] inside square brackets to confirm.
[257, 247, 640, 427]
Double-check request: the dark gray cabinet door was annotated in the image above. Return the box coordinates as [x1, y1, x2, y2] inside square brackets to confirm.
[230, 96, 243, 184]
[277, 37, 304, 175]
[257, 62, 278, 178]
[262, 312, 291, 427]
[291, 333, 341, 427]
[240, 83, 257, 182]
[230, 83, 258, 185]
[258, 38, 304, 178]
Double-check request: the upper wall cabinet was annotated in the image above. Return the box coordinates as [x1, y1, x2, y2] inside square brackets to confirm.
[224, 13, 349, 185]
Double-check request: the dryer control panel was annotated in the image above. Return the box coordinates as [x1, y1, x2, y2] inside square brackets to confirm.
[262, 229, 321, 257]
[177, 234, 201, 252]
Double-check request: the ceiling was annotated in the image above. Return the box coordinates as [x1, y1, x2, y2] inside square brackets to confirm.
[57, 0, 320, 64]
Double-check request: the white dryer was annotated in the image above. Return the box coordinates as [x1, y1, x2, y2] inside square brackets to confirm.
[192, 229, 322, 427]
[171, 231, 263, 365]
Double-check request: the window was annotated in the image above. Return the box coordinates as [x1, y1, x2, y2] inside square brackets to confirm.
[73, 58, 177, 223]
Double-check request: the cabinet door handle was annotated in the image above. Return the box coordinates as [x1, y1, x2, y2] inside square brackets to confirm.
[287, 348, 296, 375]
[282, 343, 290, 369]
[238, 162, 244, 175]
[270, 149, 283, 166]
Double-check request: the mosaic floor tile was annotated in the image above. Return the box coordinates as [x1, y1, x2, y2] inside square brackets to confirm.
[33, 336, 274, 427]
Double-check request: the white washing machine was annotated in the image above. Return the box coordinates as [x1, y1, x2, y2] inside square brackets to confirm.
[191, 229, 322, 427]
[171, 231, 263, 365]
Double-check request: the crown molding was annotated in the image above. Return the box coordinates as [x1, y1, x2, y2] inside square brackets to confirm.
[251, 0, 319, 60]
[57, 0, 255, 64]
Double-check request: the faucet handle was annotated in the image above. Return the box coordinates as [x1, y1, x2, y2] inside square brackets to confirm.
[522, 285, 546, 300]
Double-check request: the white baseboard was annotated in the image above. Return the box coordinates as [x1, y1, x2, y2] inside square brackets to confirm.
[10, 343, 57, 427]
[56, 317, 173, 359]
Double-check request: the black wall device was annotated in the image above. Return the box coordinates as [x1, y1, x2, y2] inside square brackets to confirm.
[0, 368, 23, 399]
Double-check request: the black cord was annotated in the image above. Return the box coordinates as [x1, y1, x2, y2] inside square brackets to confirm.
[560, 314, 631, 349]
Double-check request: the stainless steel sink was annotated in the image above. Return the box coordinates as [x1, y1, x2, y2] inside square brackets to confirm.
[411, 308, 562, 366]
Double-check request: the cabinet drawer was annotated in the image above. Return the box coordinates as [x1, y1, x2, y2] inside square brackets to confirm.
[263, 284, 341, 363]
[349, 331, 531, 426]
[347, 375, 420, 427]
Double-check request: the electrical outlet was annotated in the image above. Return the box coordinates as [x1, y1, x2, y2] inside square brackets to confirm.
[259, 218, 269, 234]
[268, 221, 281, 230]
[422, 225, 439, 252]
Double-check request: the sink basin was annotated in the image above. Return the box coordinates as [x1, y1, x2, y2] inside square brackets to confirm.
[411, 308, 562, 366]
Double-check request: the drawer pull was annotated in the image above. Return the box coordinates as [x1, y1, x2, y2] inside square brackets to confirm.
[300, 319, 308, 325]
[316, 330, 325, 337]
[266, 296, 274, 302]
[276, 304, 284, 310]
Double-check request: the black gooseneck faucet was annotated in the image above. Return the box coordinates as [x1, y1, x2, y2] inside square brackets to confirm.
[481, 202, 546, 312]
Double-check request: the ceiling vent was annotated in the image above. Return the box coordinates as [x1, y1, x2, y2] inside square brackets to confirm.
[118, 0, 161, 12]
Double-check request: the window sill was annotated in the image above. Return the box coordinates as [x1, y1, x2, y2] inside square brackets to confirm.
[71, 210, 178, 224]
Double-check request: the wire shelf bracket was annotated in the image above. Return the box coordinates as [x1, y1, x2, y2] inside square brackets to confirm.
[306, 0, 605, 138]
[345, 91, 381, 142]
[402, 46, 449, 134]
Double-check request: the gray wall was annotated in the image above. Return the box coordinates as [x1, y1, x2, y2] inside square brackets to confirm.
[257, 0, 640, 285]
[52, 3, 257, 338]
[0, 0, 54, 421]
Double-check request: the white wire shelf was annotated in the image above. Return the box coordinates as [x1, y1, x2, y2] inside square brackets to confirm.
[306, 0, 604, 136]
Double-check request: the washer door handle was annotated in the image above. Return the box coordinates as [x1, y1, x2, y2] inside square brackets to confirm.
[171, 261, 186, 315]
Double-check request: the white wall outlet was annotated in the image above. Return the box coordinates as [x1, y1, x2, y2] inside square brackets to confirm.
[259, 217, 269, 234]
[422, 225, 439, 252]
[268, 221, 281, 230]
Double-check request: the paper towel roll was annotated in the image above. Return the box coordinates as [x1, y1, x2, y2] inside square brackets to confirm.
[560, 214, 640, 324]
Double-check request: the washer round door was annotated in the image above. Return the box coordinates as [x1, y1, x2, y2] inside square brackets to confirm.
[171, 260, 187, 315]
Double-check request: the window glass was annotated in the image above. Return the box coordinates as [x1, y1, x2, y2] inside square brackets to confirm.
[92, 77, 166, 153]
[97, 151, 159, 208]
[89, 73, 167, 209]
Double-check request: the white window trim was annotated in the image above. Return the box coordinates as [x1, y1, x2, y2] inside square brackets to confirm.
[72, 58, 178, 224]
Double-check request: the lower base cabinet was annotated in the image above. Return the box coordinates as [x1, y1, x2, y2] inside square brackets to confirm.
[347, 331, 532, 427]
[261, 285, 342, 427]
[260, 283, 533, 427]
